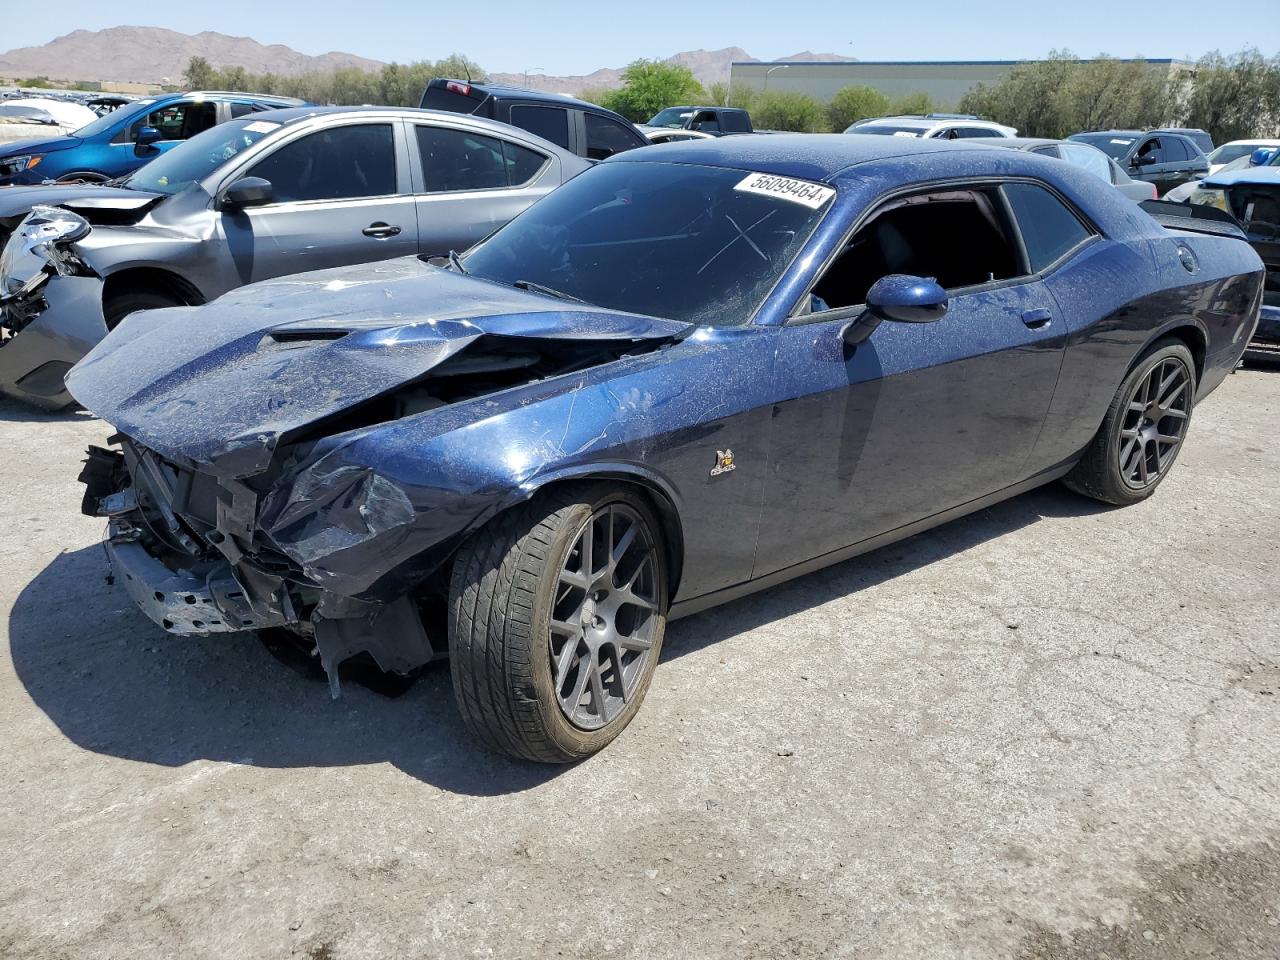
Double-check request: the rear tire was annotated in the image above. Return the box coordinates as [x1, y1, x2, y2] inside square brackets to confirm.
[1063, 337, 1196, 506]
[103, 289, 183, 329]
[448, 484, 668, 762]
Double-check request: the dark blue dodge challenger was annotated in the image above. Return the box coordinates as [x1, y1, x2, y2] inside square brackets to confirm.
[69, 136, 1263, 761]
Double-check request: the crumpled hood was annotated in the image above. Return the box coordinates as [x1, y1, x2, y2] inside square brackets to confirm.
[0, 183, 160, 220]
[67, 257, 690, 477]
[1202, 166, 1280, 189]
[0, 133, 80, 157]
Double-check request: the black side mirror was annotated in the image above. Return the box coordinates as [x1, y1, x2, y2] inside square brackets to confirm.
[135, 125, 162, 146]
[1133, 153, 1156, 167]
[222, 176, 273, 209]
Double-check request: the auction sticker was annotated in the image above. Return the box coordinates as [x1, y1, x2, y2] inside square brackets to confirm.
[734, 172, 835, 210]
[244, 120, 282, 134]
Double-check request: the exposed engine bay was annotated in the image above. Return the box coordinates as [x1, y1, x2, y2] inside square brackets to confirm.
[74, 281, 687, 694]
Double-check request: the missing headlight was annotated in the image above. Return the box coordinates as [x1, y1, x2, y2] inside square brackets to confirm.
[0, 205, 92, 303]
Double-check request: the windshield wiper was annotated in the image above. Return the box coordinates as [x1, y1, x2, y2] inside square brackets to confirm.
[513, 279, 585, 303]
[447, 249, 468, 274]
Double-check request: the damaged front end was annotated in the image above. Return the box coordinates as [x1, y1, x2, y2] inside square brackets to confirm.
[71, 260, 690, 693]
[0, 205, 103, 406]
[79, 440, 439, 694]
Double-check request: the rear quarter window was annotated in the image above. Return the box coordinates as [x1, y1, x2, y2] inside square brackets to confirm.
[584, 113, 645, 159]
[509, 105, 570, 150]
[1002, 182, 1094, 272]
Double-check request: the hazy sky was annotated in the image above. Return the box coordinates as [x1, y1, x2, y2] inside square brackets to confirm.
[5, 0, 1274, 75]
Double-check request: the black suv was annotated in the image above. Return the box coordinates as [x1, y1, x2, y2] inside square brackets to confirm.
[420, 79, 648, 160]
[1067, 130, 1210, 196]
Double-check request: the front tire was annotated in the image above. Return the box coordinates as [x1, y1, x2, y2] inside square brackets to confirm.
[448, 484, 668, 762]
[1063, 337, 1196, 506]
[104, 289, 183, 329]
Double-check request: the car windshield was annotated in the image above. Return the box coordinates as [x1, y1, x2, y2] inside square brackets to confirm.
[648, 108, 694, 128]
[1070, 134, 1135, 160]
[122, 117, 283, 195]
[849, 124, 925, 137]
[461, 161, 834, 326]
[70, 98, 157, 140]
[1208, 143, 1268, 166]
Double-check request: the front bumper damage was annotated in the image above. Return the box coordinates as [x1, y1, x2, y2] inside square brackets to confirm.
[0, 205, 106, 408]
[80, 442, 441, 695]
[0, 274, 107, 407]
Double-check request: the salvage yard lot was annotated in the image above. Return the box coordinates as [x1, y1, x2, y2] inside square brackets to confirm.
[1, 370, 1278, 960]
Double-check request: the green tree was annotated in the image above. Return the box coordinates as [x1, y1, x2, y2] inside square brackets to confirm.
[178, 53, 488, 106]
[18, 77, 51, 88]
[1182, 49, 1280, 144]
[959, 52, 1077, 137]
[599, 59, 706, 123]
[752, 90, 828, 132]
[707, 81, 756, 110]
[888, 91, 934, 116]
[959, 51, 1185, 138]
[182, 57, 217, 90]
[826, 85, 890, 131]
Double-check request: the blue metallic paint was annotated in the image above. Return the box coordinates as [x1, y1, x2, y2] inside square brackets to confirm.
[70, 136, 1264, 652]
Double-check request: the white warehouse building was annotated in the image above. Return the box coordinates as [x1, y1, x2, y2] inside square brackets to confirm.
[728, 59, 1190, 109]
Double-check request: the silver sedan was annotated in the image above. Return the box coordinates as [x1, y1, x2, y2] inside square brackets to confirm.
[0, 106, 589, 408]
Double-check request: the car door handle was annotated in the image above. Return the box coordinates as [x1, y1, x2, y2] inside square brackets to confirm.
[1022, 308, 1053, 329]
[362, 222, 402, 239]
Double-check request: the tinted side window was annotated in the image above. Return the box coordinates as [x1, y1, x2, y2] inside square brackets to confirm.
[415, 126, 507, 191]
[691, 110, 720, 133]
[415, 126, 548, 191]
[230, 102, 265, 118]
[502, 140, 548, 185]
[1165, 137, 1192, 162]
[509, 105, 570, 149]
[1136, 138, 1166, 164]
[251, 124, 397, 202]
[585, 113, 643, 159]
[1003, 182, 1093, 272]
[119, 101, 216, 143]
[722, 111, 751, 133]
[957, 127, 1003, 138]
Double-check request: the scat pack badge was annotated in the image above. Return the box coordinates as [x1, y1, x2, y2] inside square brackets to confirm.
[710, 449, 736, 477]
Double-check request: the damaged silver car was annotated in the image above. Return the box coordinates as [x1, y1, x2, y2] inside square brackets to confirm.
[0, 106, 588, 408]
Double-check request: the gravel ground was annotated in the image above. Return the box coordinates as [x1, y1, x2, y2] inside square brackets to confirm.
[1, 369, 1277, 960]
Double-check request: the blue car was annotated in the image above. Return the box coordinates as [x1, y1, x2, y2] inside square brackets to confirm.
[1186, 153, 1280, 358]
[70, 135, 1263, 760]
[0, 91, 305, 186]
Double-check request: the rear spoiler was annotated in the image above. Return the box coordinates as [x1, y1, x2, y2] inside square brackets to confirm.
[1139, 199, 1246, 240]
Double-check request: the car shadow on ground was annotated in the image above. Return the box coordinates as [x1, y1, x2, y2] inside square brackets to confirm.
[0, 396, 94, 423]
[9, 484, 1109, 796]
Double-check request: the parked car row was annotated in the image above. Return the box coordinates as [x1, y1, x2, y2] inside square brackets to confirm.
[0, 105, 590, 406]
[0, 91, 307, 186]
[0, 89, 1269, 762]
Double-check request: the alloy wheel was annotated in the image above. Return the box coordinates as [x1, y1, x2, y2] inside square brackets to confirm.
[549, 502, 661, 730]
[1118, 356, 1191, 489]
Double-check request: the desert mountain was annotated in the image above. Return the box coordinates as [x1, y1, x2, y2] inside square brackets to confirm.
[0, 28, 854, 93]
[0, 26, 384, 85]
[491, 47, 856, 95]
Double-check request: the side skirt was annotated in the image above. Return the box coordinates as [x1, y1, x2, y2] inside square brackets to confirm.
[668, 461, 1076, 622]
